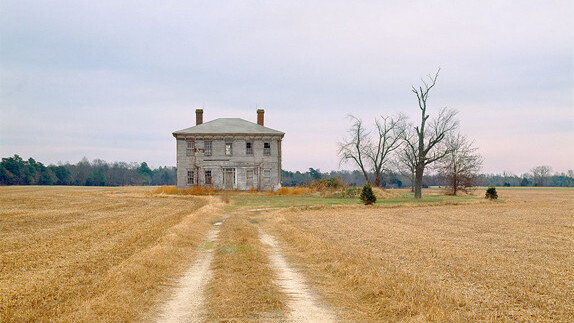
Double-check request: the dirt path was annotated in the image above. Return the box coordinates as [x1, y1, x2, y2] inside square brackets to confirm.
[259, 228, 336, 322]
[154, 227, 219, 322]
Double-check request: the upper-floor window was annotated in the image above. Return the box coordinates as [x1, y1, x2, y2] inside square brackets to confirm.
[204, 141, 212, 156]
[263, 142, 271, 156]
[186, 141, 194, 156]
[225, 143, 233, 156]
[246, 142, 253, 155]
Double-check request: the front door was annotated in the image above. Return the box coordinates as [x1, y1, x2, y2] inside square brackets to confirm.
[224, 168, 234, 190]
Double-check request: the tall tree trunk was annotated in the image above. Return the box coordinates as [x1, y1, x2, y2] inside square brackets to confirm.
[414, 164, 424, 198]
[374, 175, 381, 187]
[452, 176, 458, 195]
[361, 169, 370, 186]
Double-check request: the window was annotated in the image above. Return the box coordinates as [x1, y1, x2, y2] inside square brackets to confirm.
[264, 170, 271, 185]
[263, 142, 271, 156]
[204, 141, 212, 156]
[225, 143, 233, 156]
[186, 141, 194, 156]
[246, 169, 254, 187]
[246, 142, 253, 155]
[205, 170, 212, 185]
[187, 170, 194, 185]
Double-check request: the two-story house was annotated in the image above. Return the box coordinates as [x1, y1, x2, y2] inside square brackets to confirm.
[172, 109, 285, 190]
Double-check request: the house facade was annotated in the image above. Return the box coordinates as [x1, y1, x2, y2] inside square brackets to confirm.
[173, 109, 285, 190]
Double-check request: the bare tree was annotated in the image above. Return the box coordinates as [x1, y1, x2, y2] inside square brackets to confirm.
[411, 68, 459, 198]
[436, 133, 483, 195]
[365, 114, 407, 186]
[531, 165, 552, 187]
[338, 114, 407, 186]
[338, 116, 370, 184]
[396, 125, 418, 192]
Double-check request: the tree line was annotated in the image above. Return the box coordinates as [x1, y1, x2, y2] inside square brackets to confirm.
[0, 155, 176, 186]
[282, 168, 574, 188]
[1, 155, 570, 188]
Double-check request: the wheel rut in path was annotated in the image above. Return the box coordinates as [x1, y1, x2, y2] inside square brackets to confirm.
[259, 228, 336, 322]
[155, 227, 219, 323]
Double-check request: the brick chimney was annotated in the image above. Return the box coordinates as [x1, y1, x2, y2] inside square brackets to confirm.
[196, 109, 203, 125]
[257, 109, 264, 126]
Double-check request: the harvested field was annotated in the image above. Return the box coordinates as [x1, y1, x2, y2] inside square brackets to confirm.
[257, 188, 574, 321]
[2, 186, 572, 322]
[0, 186, 222, 322]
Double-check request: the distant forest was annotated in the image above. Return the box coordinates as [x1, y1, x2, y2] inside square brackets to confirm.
[1, 155, 572, 188]
[0, 155, 175, 186]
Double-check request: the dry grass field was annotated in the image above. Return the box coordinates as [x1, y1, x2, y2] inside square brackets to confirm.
[1, 186, 573, 322]
[0, 186, 222, 322]
[257, 188, 574, 321]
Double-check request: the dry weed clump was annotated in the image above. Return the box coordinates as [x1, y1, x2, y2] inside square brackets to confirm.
[261, 188, 574, 321]
[152, 185, 215, 195]
[272, 185, 405, 200]
[206, 214, 286, 320]
[371, 187, 404, 199]
[0, 186, 223, 322]
[273, 187, 312, 195]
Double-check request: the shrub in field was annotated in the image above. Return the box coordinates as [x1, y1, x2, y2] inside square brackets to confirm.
[332, 187, 361, 199]
[485, 186, 498, 200]
[308, 178, 344, 191]
[360, 183, 377, 205]
[325, 177, 343, 189]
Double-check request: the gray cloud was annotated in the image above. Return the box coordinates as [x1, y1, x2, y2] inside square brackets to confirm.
[1, 0, 572, 173]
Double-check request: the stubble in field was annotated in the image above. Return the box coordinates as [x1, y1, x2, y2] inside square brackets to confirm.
[0, 186, 222, 322]
[259, 188, 574, 321]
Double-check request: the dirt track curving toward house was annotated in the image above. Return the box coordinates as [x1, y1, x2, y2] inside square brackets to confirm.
[259, 228, 336, 322]
[153, 215, 336, 322]
[154, 228, 220, 322]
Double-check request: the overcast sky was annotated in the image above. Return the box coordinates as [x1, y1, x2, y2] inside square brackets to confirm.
[1, 0, 572, 175]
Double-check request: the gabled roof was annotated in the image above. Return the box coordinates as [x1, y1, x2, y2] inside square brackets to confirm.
[173, 118, 285, 137]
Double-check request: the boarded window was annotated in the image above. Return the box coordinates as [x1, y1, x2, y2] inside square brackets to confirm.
[264, 170, 271, 185]
[187, 170, 194, 185]
[225, 143, 233, 156]
[246, 142, 253, 155]
[204, 141, 212, 156]
[246, 169, 254, 187]
[205, 170, 212, 185]
[186, 141, 194, 156]
[264, 142, 271, 156]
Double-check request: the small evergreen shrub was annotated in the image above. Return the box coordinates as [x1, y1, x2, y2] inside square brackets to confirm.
[360, 183, 377, 205]
[485, 186, 498, 200]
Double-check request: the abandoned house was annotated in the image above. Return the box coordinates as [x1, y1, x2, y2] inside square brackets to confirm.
[173, 109, 285, 190]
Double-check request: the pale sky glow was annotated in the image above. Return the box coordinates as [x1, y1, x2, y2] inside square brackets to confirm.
[1, 1, 573, 174]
